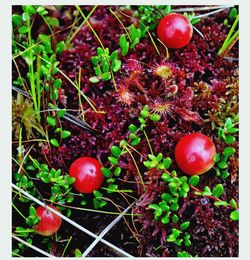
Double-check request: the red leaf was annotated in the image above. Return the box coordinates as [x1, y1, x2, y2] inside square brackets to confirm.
[175, 107, 204, 125]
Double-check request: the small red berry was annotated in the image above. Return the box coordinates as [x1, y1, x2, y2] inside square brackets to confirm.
[157, 13, 193, 49]
[69, 157, 104, 193]
[34, 205, 62, 236]
[175, 133, 216, 176]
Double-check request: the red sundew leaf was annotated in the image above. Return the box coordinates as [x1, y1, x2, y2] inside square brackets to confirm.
[175, 107, 204, 125]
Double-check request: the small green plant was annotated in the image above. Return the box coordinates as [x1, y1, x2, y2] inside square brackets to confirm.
[12, 5, 64, 122]
[214, 117, 238, 178]
[218, 13, 239, 56]
[135, 5, 171, 36]
[89, 47, 121, 83]
[119, 24, 142, 55]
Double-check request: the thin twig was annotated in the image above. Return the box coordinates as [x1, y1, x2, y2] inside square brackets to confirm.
[82, 204, 134, 257]
[171, 5, 233, 13]
[12, 183, 133, 257]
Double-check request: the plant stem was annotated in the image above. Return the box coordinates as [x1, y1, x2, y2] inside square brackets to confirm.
[109, 8, 132, 42]
[12, 203, 27, 220]
[76, 5, 104, 49]
[27, 15, 39, 122]
[119, 10, 161, 57]
[218, 15, 239, 56]
[68, 5, 98, 44]
[143, 130, 154, 155]
[77, 67, 86, 121]
[125, 146, 145, 191]
[61, 236, 72, 257]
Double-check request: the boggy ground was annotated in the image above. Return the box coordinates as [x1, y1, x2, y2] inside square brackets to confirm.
[12, 5, 238, 257]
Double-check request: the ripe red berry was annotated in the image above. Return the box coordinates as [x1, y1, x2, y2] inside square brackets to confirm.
[34, 205, 62, 236]
[157, 13, 193, 49]
[175, 133, 216, 176]
[69, 157, 104, 193]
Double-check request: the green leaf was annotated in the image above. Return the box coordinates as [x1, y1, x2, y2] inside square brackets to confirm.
[119, 139, 127, 147]
[46, 17, 60, 27]
[161, 215, 169, 224]
[163, 157, 171, 169]
[12, 14, 22, 27]
[177, 251, 192, 257]
[93, 190, 103, 198]
[101, 72, 111, 81]
[91, 56, 99, 65]
[24, 5, 36, 15]
[148, 204, 163, 217]
[37, 6, 46, 14]
[29, 206, 36, 216]
[89, 76, 100, 83]
[221, 170, 230, 179]
[53, 79, 62, 88]
[108, 156, 118, 165]
[214, 201, 229, 207]
[81, 200, 87, 206]
[18, 25, 28, 34]
[230, 210, 239, 221]
[46, 116, 56, 127]
[161, 193, 172, 202]
[172, 228, 182, 238]
[57, 109, 66, 118]
[170, 203, 179, 211]
[156, 153, 163, 163]
[188, 175, 200, 186]
[184, 239, 192, 247]
[112, 59, 122, 72]
[172, 214, 179, 223]
[101, 167, 111, 178]
[143, 105, 149, 111]
[131, 137, 141, 146]
[225, 135, 235, 144]
[110, 50, 118, 61]
[150, 113, 161, 122]
[148, 154, 156, 160]
[202, 186, 212, 196]
[181, 183, 190, 193]
[214, 153, 221, 163]
[111, 145, 122, 158]
[129, 25, 141, 41]
[50, 138, 60, 147]
[150, 160, 158, 168]
[212, 184, 224, 198]
[223, 147, 236, 157]
[227, 127, 238, 134]
[229, 7, 238, 20]
[114, 167, 121, 176]
[138, 117, 145, 125]
[67, 176, 75, 185]
[224, 117, 233, 129]
[229, 198, 237, 209]
[128, 124, 137, 133]
[61, 130, 71, 139]
[94, 65, 102, 76]
[130, 38, 140, 49]
[218, 161, 228, 169]
[140, 110, 149, 118]
[74, 248, 82, 257]
[180, 221, 190, 231]
[55, 41, 65, 54]
[161, 172, 171, 182]
[119, 34, 129, 56]
[143, 161, 151, 168]
[107, 184, 118, 193]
